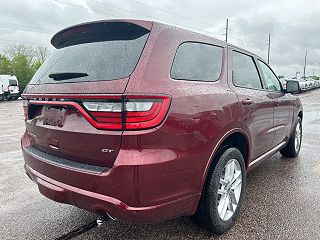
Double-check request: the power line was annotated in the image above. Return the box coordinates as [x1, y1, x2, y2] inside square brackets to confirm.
[87, 0, 155, 20]
[54, 0, 223, 37]
[87, 0, 213, 34]
[88, 0, 224, 35]
[129, 0, 224, 29]
[0, 38, 50, 46]
[53, 0, 120, 18]
[0, 25, 53, 34]
[0, 21, 55, 33]
[0, 21, 54, 48]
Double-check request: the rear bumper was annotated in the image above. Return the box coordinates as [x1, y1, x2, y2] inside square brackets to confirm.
[21, 132, 200, 223]
[24, 164, 199, 223]
[10, 93, 20, 97]
[8, 91, 20, 97]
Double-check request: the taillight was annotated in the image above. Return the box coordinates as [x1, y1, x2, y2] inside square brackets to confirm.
[82, 101, 123, 130]
[82, 95, 170, 130]
[22, 99, 29, 119]
[124, 96, 170, 130]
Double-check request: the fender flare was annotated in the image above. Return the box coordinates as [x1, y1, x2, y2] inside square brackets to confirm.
[197, 128, 251, 194]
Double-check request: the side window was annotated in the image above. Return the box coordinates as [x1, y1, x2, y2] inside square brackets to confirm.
[257, 60, 281, 91]
[171, 42, 223, 81]
[232, 51, 263, 89]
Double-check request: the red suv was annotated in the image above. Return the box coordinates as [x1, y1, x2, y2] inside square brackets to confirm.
[21, 20, 303, 233]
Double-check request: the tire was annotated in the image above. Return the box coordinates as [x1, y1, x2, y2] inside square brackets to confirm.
[193, 147, 246, 234]
[280, 117, 302, 157]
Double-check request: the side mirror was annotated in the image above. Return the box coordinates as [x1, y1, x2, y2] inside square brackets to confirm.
[285, 80, 300, 94]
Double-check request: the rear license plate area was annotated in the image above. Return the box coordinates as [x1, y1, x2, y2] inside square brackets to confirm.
[43, 106, 66, 127]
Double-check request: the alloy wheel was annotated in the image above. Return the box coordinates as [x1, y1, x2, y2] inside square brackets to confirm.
[295, 121, 302, 152]
[217, 159, 242, 221]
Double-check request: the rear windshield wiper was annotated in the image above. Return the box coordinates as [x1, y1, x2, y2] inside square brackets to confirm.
[48, 72, 89, 81]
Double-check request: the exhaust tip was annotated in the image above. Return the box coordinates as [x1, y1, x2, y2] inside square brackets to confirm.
[96, 216, 108, 227]
[96, 212, 116, 227]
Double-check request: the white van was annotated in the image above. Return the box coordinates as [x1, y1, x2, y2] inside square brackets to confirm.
[0, 82, 3, 100]
[0, 75, 20, 100]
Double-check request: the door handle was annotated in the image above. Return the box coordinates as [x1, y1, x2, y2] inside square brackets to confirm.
[241, 98, 254, 105]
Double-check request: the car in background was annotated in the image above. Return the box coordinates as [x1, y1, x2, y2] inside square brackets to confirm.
[298, 79, 308, 91]
[310, 80, 316, 89]
[0, 75, 20, 100]
[307, 80, 315, 90]
[309, 79, 320, 89]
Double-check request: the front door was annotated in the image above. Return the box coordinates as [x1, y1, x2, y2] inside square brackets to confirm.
[229, 49, 275, 160]
[256, 59, 293, 147]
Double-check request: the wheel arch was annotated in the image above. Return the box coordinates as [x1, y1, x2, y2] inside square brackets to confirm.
[198, 129, 250, 194]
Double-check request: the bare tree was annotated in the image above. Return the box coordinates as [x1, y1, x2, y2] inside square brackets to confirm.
[4, 44, 50, 63]
[5, 44, 36, 64]
[36, 46, 50, 62]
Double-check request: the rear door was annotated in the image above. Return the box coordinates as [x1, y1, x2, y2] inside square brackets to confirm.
[256, 59, 293, 147]
[23, 21, 151, 169]
[8, 78, 19, 95]
[228, 49, 275, 160]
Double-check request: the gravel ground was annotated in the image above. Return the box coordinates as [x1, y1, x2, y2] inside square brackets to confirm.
[1, 89, 320, 240]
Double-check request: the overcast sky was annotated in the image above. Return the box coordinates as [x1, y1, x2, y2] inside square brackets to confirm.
[0, 0, 319, 77]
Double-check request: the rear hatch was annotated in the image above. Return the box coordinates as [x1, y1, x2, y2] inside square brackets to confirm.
[8, 79, 19, 94]
[23, 20, 152, 169]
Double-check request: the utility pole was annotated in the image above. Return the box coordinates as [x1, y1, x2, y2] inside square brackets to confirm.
[267, 33, 271, 64]
[313, 68, 315, 77]
[303, 50, 307, 79]
[225, 19, 229, 43]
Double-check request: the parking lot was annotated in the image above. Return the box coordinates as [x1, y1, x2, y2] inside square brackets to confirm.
[1, 89, 320, 240]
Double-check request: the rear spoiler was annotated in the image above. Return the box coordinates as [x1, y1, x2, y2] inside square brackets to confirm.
[51, 20, 152, 49]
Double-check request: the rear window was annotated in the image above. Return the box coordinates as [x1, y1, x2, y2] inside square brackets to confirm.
[30, 24, 149, 85]
[9, 79, 17, 86]
[171, 42, 223, 82]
